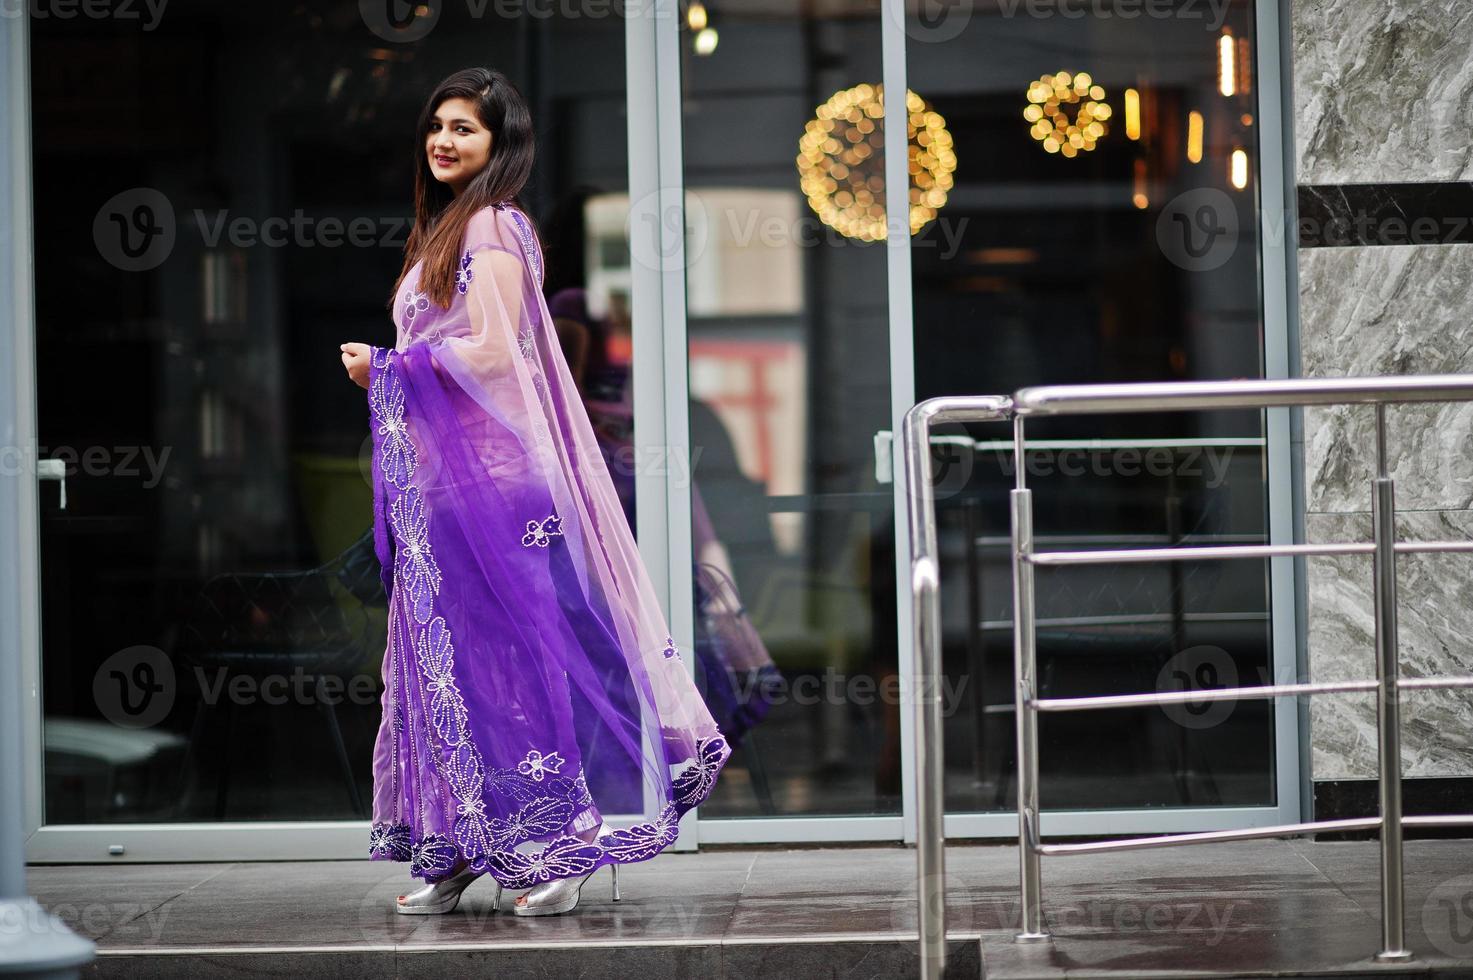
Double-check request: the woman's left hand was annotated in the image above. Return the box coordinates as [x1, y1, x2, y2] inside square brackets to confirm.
[340, 342, 371, 389]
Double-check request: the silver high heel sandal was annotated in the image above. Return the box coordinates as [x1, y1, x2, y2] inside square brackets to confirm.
[395, 863, 503, 915]
[512, 863, 621, 917]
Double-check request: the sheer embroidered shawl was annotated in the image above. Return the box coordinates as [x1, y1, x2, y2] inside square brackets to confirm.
[366, 202, 731, 886]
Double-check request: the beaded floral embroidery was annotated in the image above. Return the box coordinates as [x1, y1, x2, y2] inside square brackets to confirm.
[409, 833, 459, 878]
[521, 513, 564, 548]
[518, 749, 564, 781]
[371, 363, 416, 489]
[402, 287, 430, 324]
[391, 487, 441, 625]
[455, 249, 474, 295]
[505, 207, 543, 288]
[369, 822, 411, 862]
[672, 734, 728, 806]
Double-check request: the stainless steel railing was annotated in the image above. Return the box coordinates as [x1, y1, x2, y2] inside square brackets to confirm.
[903, 395, 1012, 978]
[902, 375, 1473, 979]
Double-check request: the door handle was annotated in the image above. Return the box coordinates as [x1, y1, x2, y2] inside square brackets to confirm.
[38, 458, 66, 510]
[874, 429, 893, 484]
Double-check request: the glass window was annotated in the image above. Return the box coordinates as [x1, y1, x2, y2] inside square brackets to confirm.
[904, 0, 1276, 812]
[33, 2, 630, 824]
[676, 3, 902, 817]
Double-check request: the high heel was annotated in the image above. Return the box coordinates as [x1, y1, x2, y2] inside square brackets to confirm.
[395, 863, 503, 915]
[512, 862, 620, 917]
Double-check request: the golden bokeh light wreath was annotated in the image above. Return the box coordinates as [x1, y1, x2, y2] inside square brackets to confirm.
[796, 83, 955, 241]
[1024, 71, 1111, 157]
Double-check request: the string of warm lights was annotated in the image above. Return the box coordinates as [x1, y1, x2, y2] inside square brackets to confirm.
[796, 84, 955, 241]
[1024, 71, 1111, 157]
[1218, 30, 1236, 97]
[686, 1, 717, 54]
[793, 39, 1248, 228]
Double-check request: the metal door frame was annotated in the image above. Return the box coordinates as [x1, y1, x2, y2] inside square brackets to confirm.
[667, 0, 1301, 844]
[892, 0, 1303, 842]
[19, 6, 693, 864]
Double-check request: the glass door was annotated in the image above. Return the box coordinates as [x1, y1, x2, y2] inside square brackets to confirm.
[22, 0, 645, 861]
[900, 0, 1302, 835]
[17, 0, 1301, 862]
[667, 0, 1302, 843]
[664, 0, 909, 841]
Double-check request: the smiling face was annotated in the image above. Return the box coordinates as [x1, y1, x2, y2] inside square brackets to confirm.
[426, 97, 493, 196]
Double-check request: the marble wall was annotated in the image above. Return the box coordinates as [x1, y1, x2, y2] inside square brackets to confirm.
[1294, 0, 1473, 779]
[1295, 0, 1473, 186]
[1300, 247, 1473, 779]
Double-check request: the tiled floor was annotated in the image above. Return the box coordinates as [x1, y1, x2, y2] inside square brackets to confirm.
[22, 838, 1473, 978]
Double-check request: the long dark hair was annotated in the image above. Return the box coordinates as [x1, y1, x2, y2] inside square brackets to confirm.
[390, 67, 538, 310]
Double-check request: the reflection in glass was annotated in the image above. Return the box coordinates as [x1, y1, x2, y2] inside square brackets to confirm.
[33, 3, 628, 824]
[906, 1, 1277, 813]
[678, 2, 901, 817]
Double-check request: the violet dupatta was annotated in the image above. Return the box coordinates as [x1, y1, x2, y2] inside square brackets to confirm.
[366, 202, 731, 887]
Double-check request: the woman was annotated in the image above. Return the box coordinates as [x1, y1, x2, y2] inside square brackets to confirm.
[338, 67, 730, 917]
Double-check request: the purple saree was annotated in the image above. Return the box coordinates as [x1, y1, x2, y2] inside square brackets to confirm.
[366, 202, 731, 887]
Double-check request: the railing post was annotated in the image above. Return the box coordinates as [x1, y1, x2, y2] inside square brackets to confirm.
[1011, 415, 1048, 941]
[904, 405, 948, 980]
[1371, 405, 1412, 962]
